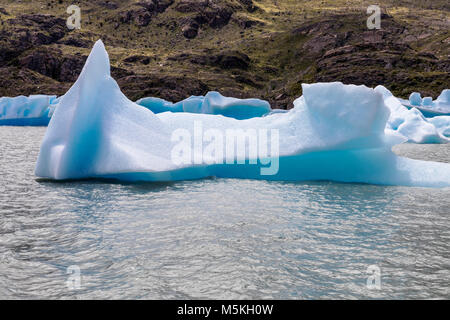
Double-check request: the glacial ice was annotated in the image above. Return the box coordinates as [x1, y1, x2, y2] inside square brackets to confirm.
[375, 85, 450, 144]
[0, 95, 59, 126]
[409, 92, 422, 106]
[429, 116, 450, 138]
[437, 89, 450, 110]
[403, 89, 450, 117]
[137, 91, 271, 120]
[422, 97, 433, 106]
[136, 96, 182, 114]
[135, 88, 449, 143]
[35, 40, 450, 187]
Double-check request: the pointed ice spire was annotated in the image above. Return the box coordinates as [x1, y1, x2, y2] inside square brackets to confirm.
[35, 39, 117, 179]
[35, 39, 165, 180]
[78, 39, 111, 81]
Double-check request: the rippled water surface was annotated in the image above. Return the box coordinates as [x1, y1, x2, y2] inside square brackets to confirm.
[0, 127, 449, 299]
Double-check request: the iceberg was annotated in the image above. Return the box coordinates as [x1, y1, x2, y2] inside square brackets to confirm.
[137, 87, 449, 143]
[136, 97, 184, 113]
[137, 92, 271, 120]
[436, 89, 450, 110]
[409, 92, 422, 106]
[0, 95, 59, 126]
[3, 76, 447, 148]
[422, 97, 433, 106]
[35, 40, 450, 187]
[402, 89, 450, 117]
[429, 116, 450, 138]
[375, 85, 449, 144]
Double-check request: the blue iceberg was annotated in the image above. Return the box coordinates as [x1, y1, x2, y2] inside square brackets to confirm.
[409, 92, 423, 106]
[429, 116, 450, 138]
[137, 92, 271, 120]
[35, 40, 450, 187]
[436, 89, 450, 110]
[401, 89, 450, 117]
[136, 96, 183, 113]
[0, 95, 59, 126]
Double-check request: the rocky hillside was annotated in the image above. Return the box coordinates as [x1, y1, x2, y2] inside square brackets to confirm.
[0, 0, 449, 108]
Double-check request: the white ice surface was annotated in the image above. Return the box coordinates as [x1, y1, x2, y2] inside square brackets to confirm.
[34, 41, 450, 186]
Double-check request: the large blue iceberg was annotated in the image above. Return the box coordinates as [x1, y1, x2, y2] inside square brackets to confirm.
[35, 40, 450, 187]
[0, 95, 59, 126]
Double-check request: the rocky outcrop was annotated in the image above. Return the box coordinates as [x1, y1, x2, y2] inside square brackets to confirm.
[136, 0, 174, 12]
[117, 74, 208, 101]
[169, 51, 251, 70]
[287, 14, 448, 99]
[18, 48, 63, 80]
[174, 0, 209, 13]
[232, 15, 263, 29]
[7, 14, 66, 44]
[237, 0, 258, 12]
[175, 0, 237, 38]
[118, 0, 174, 27]
[119, 8, 152, 26]
[181, 20, 200, 39]
[16, 47, 132, 83]
[0, 66, 71, 97]
[0, 2, 448, 106]
[123, 55, 152, 65]
[0, 7, 9, 15]
[57, 36, 93, 48]
[0, 14, 67, 67]
[98, 1, 119, 9]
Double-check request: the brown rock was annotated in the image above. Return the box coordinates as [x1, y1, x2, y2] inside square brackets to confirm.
[123, 55, 152, 65]
[174, 0, 209, 13]
[182, 24, 199, 39]
[117, 74, 208, 101]
[18, 48, 62, 80]
[0, 7, 9, 15]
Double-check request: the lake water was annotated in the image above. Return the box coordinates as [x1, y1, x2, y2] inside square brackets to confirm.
[0, 127, 449, 299]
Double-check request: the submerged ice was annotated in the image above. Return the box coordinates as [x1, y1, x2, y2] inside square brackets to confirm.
[34, 40, 450, 187]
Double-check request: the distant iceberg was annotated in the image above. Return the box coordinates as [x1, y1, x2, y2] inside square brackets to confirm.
[398, 90, 450, 117]
[0, 95, 59, 126]
[375, 85, 450, 144]
[137, 92, 271, 120]
[35, 40, 450, 187]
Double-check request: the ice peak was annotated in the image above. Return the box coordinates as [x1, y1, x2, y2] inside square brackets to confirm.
[78, 39, 110, 80]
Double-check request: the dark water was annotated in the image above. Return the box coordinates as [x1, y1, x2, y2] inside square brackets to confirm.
[0, 127, 449, 299]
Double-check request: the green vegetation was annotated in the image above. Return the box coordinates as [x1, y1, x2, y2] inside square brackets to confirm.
[0, 0, 448, 108]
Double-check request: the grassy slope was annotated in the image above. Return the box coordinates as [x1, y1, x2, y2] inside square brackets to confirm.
[0, 0, 449, 106]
